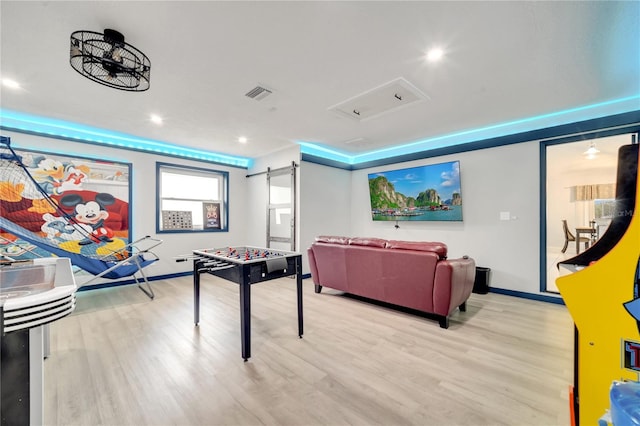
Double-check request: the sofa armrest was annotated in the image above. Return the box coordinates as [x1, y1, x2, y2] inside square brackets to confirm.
[307, 247, 320, 285]
[433, 257, 476, 316]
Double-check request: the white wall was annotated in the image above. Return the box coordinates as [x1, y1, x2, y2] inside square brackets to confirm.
[348, 141, 546, 295]
[299, 144, 547, 296]
[3, 130, 248, 282]
[299, 161, 352, 274]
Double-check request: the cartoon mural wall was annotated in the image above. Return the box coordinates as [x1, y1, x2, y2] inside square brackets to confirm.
[0, 141, 131, 262]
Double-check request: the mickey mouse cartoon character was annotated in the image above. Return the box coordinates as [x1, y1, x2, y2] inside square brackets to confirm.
[60, 193, 116, 245]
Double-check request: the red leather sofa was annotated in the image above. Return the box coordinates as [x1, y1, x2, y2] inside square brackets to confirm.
[307, 236, 476, 328]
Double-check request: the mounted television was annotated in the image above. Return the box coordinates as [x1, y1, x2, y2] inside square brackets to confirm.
[368, 160, 463, 222]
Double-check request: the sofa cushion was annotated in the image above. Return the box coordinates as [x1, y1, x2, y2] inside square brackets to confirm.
[385, 240, 448, 259]
[315, 235, 350, 245]
[348, 237, 387, 248]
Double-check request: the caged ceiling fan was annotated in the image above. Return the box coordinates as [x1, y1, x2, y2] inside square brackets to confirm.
[69, 29, 151, 92]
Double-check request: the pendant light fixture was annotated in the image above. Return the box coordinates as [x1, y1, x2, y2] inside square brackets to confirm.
[583, 142, 600, 160]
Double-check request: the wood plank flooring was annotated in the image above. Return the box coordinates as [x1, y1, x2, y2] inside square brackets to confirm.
[43, 276, 574, 426]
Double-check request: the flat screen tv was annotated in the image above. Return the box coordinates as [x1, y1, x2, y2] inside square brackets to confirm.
[368, 160, 462, 221]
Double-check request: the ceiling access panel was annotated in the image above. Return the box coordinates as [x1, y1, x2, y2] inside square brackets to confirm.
[328, 77, 429, 122]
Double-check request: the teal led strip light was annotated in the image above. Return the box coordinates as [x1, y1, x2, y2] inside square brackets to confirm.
[0, 109, 252, 168]
[2, 95, 638, 168]
[299, 95, 640, 165]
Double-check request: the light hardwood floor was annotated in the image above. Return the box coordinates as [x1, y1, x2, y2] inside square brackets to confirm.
[44, 276, 574, 426]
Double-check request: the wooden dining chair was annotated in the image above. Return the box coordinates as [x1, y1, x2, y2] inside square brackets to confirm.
[561, 219, 590, 253]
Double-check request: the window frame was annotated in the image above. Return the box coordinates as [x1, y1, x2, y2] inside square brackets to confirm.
[156, 162, 229, 233]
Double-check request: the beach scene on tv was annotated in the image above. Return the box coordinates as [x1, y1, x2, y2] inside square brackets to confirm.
[368, 161, 462, 221]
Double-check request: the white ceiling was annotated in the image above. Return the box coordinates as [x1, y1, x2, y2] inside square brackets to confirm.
[1, 1, 639, 163]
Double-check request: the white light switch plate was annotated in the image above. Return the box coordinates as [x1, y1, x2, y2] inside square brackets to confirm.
[500, 211, 510, 221]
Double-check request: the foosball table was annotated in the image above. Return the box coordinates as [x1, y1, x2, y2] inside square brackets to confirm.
[190, 246, 303, 361]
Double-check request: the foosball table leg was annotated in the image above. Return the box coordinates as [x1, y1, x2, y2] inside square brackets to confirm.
[239, 279, 251, 361]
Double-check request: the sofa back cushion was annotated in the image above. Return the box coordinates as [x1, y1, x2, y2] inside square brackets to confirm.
[315, 235, 350, 245]
[348, 237, 388, 248]
[385, 240, 448, 259]
[345, 245, 439, 312]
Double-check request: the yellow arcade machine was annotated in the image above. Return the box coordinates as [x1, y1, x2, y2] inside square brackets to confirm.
[556, 138, 639, 425]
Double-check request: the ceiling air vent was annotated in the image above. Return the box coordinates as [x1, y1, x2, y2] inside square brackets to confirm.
[245, 85, 272, 101]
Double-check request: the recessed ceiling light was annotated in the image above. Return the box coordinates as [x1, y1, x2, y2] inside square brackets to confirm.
[238, 136, 248, 144]
[426, 48, 444, 62]
[2, 78, 21, 89]
[150, 114, 163, 125]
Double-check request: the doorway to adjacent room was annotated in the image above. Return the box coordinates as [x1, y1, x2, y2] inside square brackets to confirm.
[543, 133, 632, 293]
